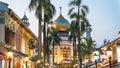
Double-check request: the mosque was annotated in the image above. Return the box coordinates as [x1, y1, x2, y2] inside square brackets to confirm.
[49, 7, 92, 68]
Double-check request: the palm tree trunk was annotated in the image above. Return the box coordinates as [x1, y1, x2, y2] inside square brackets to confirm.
[46, 24, 50, 63]
[38, 15, 42, 68]
[53, 42, 55, 66]
[73, 37, 77, 57]
[43, 18, 48, 68]
[43, 0, 48, 67]
[73, 37, 77, 67]
[77, 5, 82, 68]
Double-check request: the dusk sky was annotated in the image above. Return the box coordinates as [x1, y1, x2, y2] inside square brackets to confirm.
[1, 0, 120, 47]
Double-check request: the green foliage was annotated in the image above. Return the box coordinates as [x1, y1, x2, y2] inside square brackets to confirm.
[68, 1, 90, 67]
[82, 5, 89, 13]
[30, 55, 39, 62]
[28, 38, 35, 49]
[81, 37, 96, 58]
[47, 27, 61, 65]
[28, 0, 56, 67]
[68, 21, 77, 42]
[48, 28, 62, 46]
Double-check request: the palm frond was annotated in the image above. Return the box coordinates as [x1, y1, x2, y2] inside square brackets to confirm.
[81, 9, 86, 17]
[48, 28, 61, 46]
[28, 0, 38, 11]
[35, 5, 42, 18]
[68, 7, 74, 15]
[76, 0, 81, 6]
[70, 12, 78, 19]
[69, 1, 76, 6]
[82, 5, 89, 13]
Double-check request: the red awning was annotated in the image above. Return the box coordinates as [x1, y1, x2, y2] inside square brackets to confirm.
[0, 51, 6, 60]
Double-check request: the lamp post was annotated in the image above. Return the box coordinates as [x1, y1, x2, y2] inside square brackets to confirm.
[107, 47, 112, 68]
[93, 53, 99, 68]
[7, 51, 13, 68]
[25, 57, 29, 68]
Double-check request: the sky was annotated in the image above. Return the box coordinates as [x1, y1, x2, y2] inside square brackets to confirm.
[1, 0, 120, 47]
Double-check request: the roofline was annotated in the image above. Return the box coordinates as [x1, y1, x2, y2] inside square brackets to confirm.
[0, 1, 8, 6]
[7, 9, 37, 40]
[100, 37, 120, 48]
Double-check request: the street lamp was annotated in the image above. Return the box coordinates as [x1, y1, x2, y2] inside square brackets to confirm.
[7, 51, 13, 68]
[93, 53, 99, 68]
[25, 57, 29, 68]
[107, 47, 112, 68]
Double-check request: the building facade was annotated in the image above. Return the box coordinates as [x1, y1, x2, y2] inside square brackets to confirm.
[49, 7, 93, 68]
[49, 7, 72, 68]
[100, 37, 120, 68]
[0, 1, 37, 68]
[86, 37, 120, 68]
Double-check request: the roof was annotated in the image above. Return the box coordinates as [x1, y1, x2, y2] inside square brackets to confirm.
[8, 9, 37, 40]
[0, 1, 8, 6]
[52, 7, 70, 31]
[0, 1, 8, 12]
[100, 37, 120, 48]
[6, 46, 28, 57]
[22, 14, 28, 21]
[53, 14, 70, 31]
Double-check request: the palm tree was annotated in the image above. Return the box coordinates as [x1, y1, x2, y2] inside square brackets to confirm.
[43, 1, 56, 65]
[68, 0, 89, 67]
[47, 21, 54, 64]
[81, 37, 96, 62]
[48, 27, 61, 66]
[68, 21, 78, 65]
[29, 0, 43, 67]
[28, 0, 56, 67]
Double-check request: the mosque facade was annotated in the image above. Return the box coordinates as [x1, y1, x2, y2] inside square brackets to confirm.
[49, 7, 92, 68]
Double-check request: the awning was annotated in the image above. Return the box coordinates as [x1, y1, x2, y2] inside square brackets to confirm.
[6, 47, 28, 57]
[0, 51, 6, 60]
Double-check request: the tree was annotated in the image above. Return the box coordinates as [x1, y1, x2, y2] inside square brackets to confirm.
[29, 0, 43, 67]
[48, 27, 61, 66]
[43, 1, 56, 65]
[28, 0, 56, 67]
[28, 38, 36, 49]
[81, 37, 95, 62]
[68, 20, 78, 65]
[68, 0, 89, 67]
